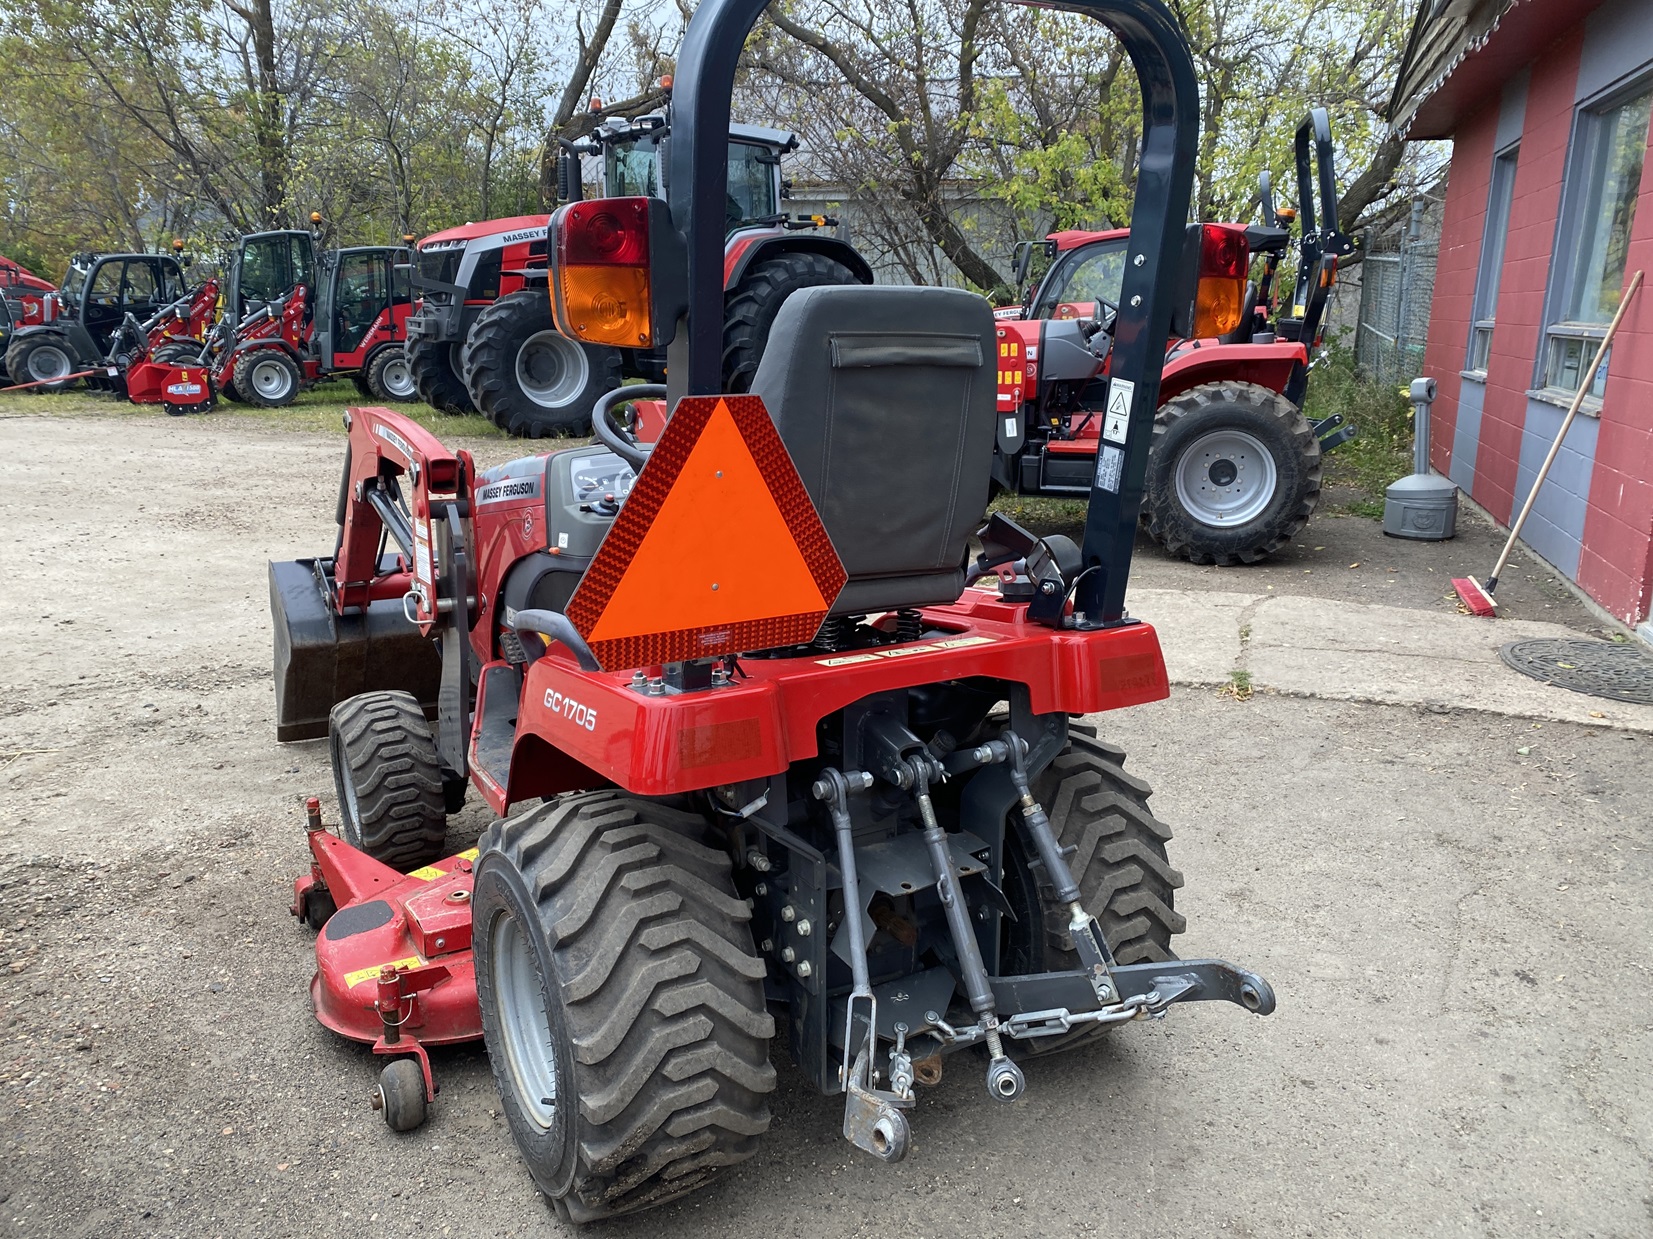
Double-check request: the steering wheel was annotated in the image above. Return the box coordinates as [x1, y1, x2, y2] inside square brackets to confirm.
[1081, 298, 1119, 343]
[591, 384, 667, 470]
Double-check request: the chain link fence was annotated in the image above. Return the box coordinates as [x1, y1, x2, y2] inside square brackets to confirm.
[1355, 198, 1440, 386]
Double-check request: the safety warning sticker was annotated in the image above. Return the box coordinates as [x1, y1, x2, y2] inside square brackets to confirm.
[815, 634, 994, 667]
[1095, 445, 1124, 493]
[1103, 377, 1134, 443]
[344, 955, 424, 989]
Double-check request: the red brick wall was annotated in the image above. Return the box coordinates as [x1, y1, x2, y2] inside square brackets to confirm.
[1472, 30, 1587, 525]
[1576, 119, 1653, 625]
[1421, 102, 1498, 476]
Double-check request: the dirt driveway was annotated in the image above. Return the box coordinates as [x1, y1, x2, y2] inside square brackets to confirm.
[2, 412, 1649, 1238]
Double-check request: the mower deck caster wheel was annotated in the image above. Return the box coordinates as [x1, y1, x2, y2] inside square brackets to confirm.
[373, 1058, 428, 1132]
[301, 887, 337, 931]
[986, 1056, 1025, 1102]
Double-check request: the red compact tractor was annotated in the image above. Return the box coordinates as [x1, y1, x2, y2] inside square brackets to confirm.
[272, 0, 1276, 1221]
[404, 113, 871, 434]
[994, 111, 1354, 563]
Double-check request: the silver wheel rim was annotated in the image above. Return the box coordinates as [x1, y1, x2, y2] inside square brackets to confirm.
[250, 356, 294, 400]
[492, 910, 559, 1129]
[380, 355, 416, 399]
[27, 344, 72, 383]
[516, 331, 588, 409]
[1172, 428, 1278, 527]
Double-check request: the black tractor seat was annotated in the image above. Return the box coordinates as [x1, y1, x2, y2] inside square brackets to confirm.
[750, 284, 998, 615]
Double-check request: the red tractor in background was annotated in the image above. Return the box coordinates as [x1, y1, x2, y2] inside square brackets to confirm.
[0, 255, 57, 376]
[994, 110, 1354, 564]
[145, 229, 417, 409]
[404, 111, 871, 435]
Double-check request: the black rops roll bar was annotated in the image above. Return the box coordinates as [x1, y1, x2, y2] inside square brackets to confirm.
[1289, 107, 1355, 346]
[663, 0, 1199, 626]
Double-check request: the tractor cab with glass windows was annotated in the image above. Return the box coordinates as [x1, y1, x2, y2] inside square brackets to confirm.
[3, 251, 189, 390]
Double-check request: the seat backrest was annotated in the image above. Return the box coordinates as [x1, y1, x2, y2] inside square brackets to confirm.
[750, 285, 997, 616]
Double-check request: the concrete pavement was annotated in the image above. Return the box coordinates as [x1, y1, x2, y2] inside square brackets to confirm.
[1133, 587, 1653, 732]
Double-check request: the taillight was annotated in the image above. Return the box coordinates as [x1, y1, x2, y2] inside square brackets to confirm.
[551, 198, 655, 347]
[1190, 223, 1248, 338]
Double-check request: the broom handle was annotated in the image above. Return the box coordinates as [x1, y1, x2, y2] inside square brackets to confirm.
[1488, 269, 1643, 589]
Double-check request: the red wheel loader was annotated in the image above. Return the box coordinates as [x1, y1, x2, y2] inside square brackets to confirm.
[995, 110, 1355, 563]
[124, 229, 417, 411]
[271, 0, 1276, 1221]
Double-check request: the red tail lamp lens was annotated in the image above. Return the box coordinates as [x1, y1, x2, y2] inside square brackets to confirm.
[560, 199, 650, 267]
[1198, 223, 1248, 281]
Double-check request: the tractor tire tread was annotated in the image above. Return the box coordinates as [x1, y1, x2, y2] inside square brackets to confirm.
[477, 793, 773, 1222]
[1012, 730, 1184, 1055]
[407, 334, 474, 414]
[721, 251, 863, 392]
[328, 691, 447, 870]
[461, 289, 619, 437]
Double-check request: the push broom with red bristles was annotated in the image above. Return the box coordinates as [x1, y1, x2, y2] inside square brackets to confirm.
[1455, 269, 1643, 617]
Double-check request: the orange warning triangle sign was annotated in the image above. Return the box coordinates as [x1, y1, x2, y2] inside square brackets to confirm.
[567, 394, 846, 670]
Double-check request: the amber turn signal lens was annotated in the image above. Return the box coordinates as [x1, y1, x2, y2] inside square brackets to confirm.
[558, 265, 652, 346]
[1191, 276, 1244, 338]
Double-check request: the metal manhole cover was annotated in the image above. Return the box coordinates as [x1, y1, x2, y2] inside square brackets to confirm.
[1498, 638, 1653, 705]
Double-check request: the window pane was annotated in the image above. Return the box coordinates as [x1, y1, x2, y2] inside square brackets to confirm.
[1469, 325, 1492, 372]
[725, 142, 778, 231]
[1473, 150, 1518, 323]
[1568, 88, 1651, 323]
[1545, 335, 1613, 398]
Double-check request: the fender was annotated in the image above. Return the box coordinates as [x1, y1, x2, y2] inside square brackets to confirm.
[1158, 338, 1306, 406]
[7, 321, 100, 368]
[722, 230, 875, 291]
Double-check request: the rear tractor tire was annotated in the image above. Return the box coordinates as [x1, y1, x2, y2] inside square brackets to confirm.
[408, 335, 474, 414]
[472, 792, 775, 1222]
[461, 289, 621, 437]
[327, 691, 448, 871]
[721, 251, 863, 392]
[1001, 728, 1186, 1055]
[367, 346, 418, 402]
[232, 349, 302, 408]
[1144, 381, 1321, 565]
[5, 334, 79, 392]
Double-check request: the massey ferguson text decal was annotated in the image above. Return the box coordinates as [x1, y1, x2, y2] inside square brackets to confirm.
[373, 422, 416, 465]
[476, 475, 542, 506]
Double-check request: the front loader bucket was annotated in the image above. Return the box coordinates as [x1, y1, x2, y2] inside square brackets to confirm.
[269, 558, 441, 741]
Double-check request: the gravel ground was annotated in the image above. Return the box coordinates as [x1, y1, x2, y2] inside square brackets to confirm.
[1, 410, 1649, 1238]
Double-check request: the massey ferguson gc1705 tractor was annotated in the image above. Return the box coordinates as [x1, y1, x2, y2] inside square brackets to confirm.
[404, 113, 870, 434]
[995, 111, 1355, 563]
[271, 0, 1275, 1220]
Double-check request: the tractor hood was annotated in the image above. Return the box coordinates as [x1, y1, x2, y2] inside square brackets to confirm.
[417, 215, 551, 250]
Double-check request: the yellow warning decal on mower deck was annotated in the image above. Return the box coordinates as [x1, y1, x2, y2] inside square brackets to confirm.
[343, 956, 424, 989]
[407, 847, 481, 883]
[815, 635, 994, 668]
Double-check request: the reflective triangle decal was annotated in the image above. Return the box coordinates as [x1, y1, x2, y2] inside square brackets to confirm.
[567, 394, 847, 670]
